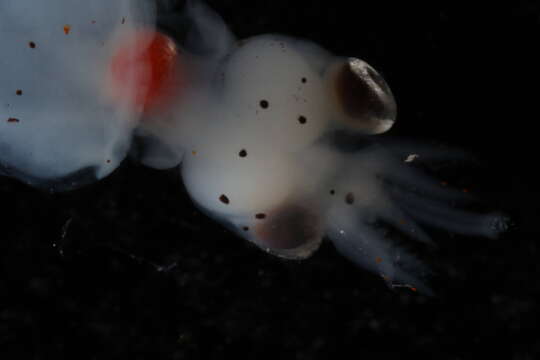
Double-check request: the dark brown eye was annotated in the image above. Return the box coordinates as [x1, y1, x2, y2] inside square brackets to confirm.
[254, 204, 322, 253]
[328, 58, 396, 134]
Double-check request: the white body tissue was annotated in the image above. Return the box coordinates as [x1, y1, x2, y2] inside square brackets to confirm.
[140, 1, 507, 292]
[0, 0, 507, 292]
[0, 0, 155, 189]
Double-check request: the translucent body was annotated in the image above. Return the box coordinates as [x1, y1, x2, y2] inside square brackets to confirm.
[0, 0, 156, 189]
[0, 1, 506, 291]
[140, 1, 507, 292]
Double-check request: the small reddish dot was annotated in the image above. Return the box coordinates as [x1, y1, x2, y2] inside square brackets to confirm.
[375, 256, 383, 264]
[462, 188, 469, 193]
[255, 213, 267, 220]
[63, 25, 71, 35]
[16, 90, 22, 96]
[219, 194, 230, 204]
[7, 118, 20, 123]
[440, 181, 448, 187]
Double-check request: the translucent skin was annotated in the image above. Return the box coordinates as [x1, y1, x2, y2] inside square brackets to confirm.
[0, 0, 155, 189]
[139, 1, 507, 293]
[0, 0, 507, 292]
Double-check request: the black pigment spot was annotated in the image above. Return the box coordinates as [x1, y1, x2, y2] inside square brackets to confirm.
[298, 116, 307, 124]
[219, 194, 230, 204]
[301, 77, 307, 83]
[259, 100, 269, 109]
[243, 226, 249, 231]
[16, 90, 22, 96]
[239, 149, 247, 157]
[28, 41, 36, 49]
[255, 213, 267, 220]
[330, 189, 336, 195]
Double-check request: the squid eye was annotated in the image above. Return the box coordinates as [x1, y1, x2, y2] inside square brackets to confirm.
[326, 57, 397, 134]
[253, 203, 323, 259]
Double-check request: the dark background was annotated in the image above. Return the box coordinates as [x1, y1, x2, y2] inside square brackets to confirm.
[1, 1, 538, 359]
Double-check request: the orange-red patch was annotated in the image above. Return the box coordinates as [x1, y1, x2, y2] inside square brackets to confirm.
[108, 30, 183, 114]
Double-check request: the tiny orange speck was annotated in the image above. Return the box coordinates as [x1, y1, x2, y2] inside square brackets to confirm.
[462, 188, 469, 193]
[63, 25, 71, 35]
[440, 181, 448, 186]
[192, 150, 197, 155]
[375, 256, 383, 264]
